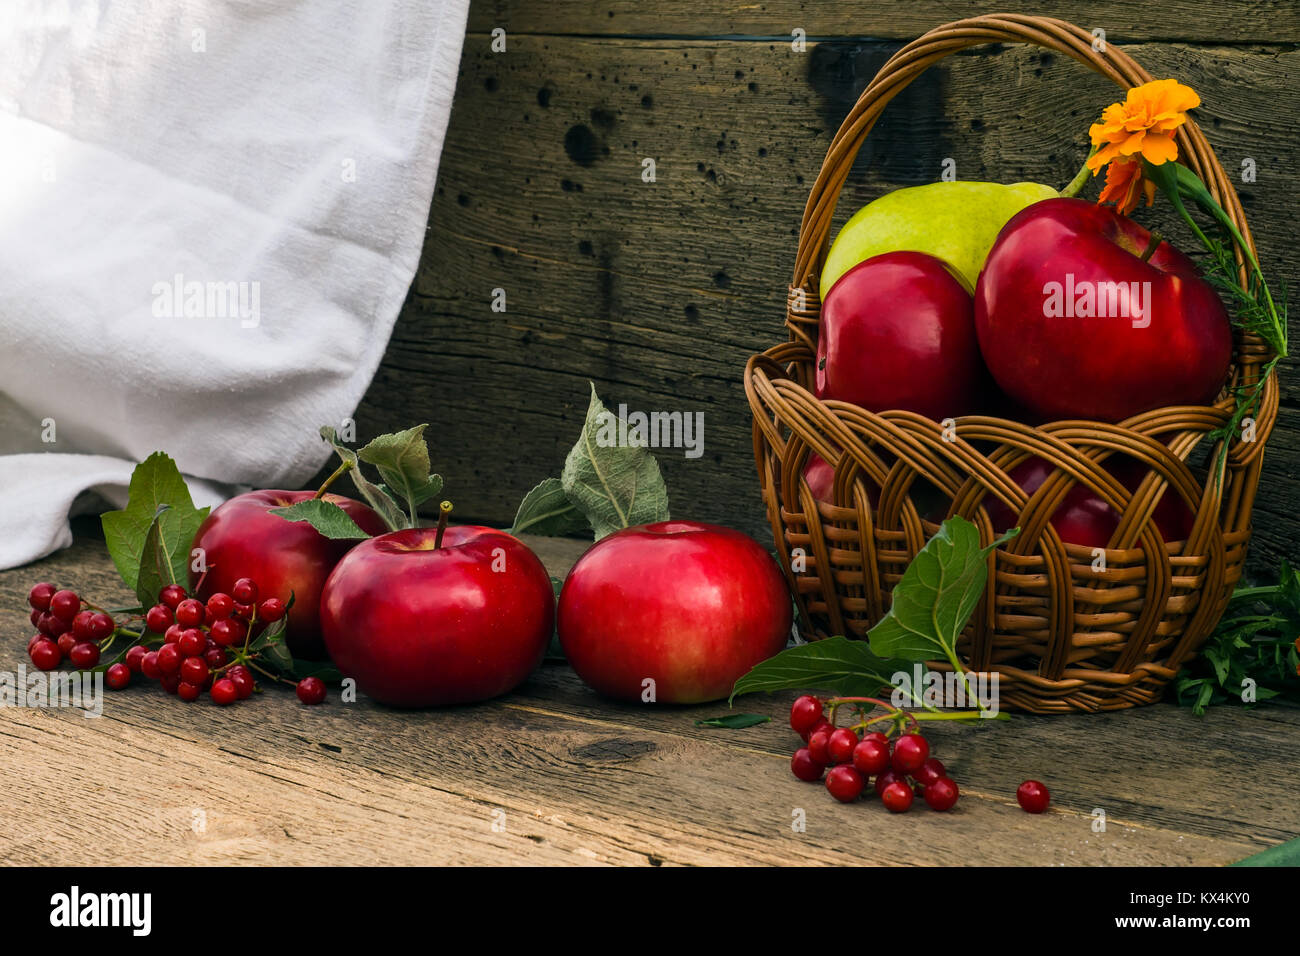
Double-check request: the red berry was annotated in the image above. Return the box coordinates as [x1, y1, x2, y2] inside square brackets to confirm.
[141, 651, 162, 680]
[106, 663, 131, 690]
[232, 578, 258, 604]
[145, 604, 173, 633]
[257, 597, 286, 623]
[177, 629, 206, 657]
[1017, 780, 1051, 814]
[177, 681, 202, 702]
[30, 608, 42, 628]
[155, 643, 182, 675]
[209, 618, 246, 647]
[891, 734, 929, 774]
[874, 768, 904, 797]
[826, 765, 866, 803]
[163, 624, 183, 644]
[27, 582, 56, 611]
[807, 724, 835, 764]
[227, 666, 254, 699]
[38, 612, 69, 638]
[88, 612, 115, 642]
[924, 777, 960, 811]
[48, 589, 81, 623]
[204, 647, 229, 669]
[160, 673, 181, 694]
[27, 634, 45, 655]
[69, 642, 100, 669]
[206, 593, 234, 620]
[179, 656, 209, 687]
[851, 737, 890, 775]
[30, 639, 62, 670]
[175, 598, 205, 628]
[789, 694, 823, 736]
[158, 584, 187, 609]
[210, 679, 238, 706]
[790, 747, 825, 782]
[827, 727, 859, 764]
[57, 632, 78, 656]
[125, 645, 148, 674]
[800, 716, 832, 743]
[881, 780, 915, 813]
[296, 676, 326, 705]
[72, 610, 97, 641]
[233, 602, 254, 621]
[913, 757, 947, 788]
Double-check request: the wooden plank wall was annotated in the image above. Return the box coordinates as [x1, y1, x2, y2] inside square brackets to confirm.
[348, 1, 1300, 575]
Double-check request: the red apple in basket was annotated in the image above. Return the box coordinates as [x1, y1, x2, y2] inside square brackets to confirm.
[974, 197, 1232, 422]
[816, 250, 988, 421]
[983, 456, 1194, 548]
[190, 490, 389, 659]
[557, 521, 792, 704]
[319, 526, 555, 707]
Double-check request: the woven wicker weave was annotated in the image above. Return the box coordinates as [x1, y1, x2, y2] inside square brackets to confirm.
[744, 14, 1280, 713]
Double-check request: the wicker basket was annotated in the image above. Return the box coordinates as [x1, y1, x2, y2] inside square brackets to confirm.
[744, 14, 1280, 713]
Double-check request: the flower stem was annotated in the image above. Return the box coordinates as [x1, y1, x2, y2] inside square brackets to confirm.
[1059, 146, 1099, 198]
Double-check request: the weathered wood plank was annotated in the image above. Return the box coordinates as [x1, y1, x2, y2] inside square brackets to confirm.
[2, 533, 1297, 865]
[354, 35, 1300, 577]
[466, 0, 1300, 44]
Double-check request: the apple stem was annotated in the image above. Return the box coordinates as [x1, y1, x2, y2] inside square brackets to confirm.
[434, 500, 453, 549]
[313, 460, 354, 500]
[1139, 230, 1163, 263]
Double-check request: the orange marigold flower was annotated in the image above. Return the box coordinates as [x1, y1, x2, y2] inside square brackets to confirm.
[1098, 158, 1157, 216]
[1086, 78, 1200, 173]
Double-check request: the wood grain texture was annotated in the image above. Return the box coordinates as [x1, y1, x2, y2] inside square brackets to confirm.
[2, 532, 1298, 866]
[351, 26, 1300, 579]
[465, 0, 1300, 44]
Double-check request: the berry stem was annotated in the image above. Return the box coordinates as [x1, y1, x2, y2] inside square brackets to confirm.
[313, 460, 354, 499]
[434, 500, 453, 549]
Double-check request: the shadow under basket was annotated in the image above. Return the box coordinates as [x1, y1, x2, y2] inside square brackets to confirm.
[743, 14, 1280, 713]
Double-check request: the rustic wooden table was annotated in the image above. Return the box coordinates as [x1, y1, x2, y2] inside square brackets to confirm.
[3, 530, 1296, 866]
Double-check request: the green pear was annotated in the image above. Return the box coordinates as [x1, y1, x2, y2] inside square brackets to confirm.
[820, 181, 1059, 295]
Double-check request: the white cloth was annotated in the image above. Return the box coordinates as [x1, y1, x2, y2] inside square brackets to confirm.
[0, 0, 469, 569]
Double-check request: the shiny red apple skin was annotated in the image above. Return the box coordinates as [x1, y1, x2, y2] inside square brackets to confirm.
[975, 198, 1232, 422]
[816, 251, 987, 421]
[984, 456, 1194, 547]
[190, 490, 388, 659]
[319, 526, 554, 707]
[557, 521, 792, 704]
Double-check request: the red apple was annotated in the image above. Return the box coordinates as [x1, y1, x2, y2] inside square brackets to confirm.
[190, 490, 388, 659]
[319, 526, 554, 707]
[557, 521, 792, 704]
[816, 250, 987, 421]
[975, 197, 1232, 422]
[984, 455, 1194, 547]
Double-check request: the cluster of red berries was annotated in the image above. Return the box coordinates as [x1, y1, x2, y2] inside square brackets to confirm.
[788, 695, 959, 811]
[788, 694, 1052, 815]
[25, 579, 326, 707]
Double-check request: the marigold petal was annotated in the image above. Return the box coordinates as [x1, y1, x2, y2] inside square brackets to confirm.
[1140, 133, 1179, 165]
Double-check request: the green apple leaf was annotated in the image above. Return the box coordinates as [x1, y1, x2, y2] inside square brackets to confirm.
[269, 498, 374, 540]
[511, 477, 590, 537]
[101, 452, 210, 605]
[729, 636, 906, 704]
[320, 426, 405, 532]
[561, 383, 670, 539]
[358, 424, 443, 524]
[867, 517, 1017, 664]
[694, 713, 771, 729]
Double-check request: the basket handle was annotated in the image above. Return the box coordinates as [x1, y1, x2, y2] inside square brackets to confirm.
[792, 13, 1257, 292]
